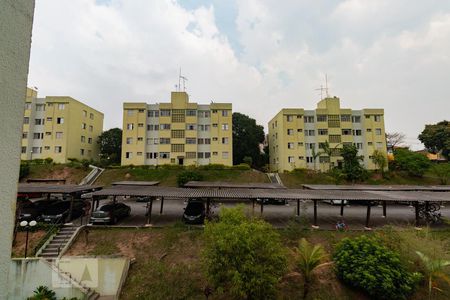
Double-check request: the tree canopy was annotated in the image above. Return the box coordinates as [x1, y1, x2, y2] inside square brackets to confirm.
[340, 144, 367, 182]
[392, 148, 431, 177]
[97, 127, 122, 164]
[418, 120, 450, 159]
[232, 112, 266, 167]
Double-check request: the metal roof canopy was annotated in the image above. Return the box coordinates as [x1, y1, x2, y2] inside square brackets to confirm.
[184, 181, 286, 189]
[302, 184, 450, 192]
[112, 181, 160, 186]
[18, 183, 103, 194]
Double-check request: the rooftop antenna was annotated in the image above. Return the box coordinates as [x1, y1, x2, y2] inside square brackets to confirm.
[178, 68, 188, 92]
[315, 84, 325, 100]
[315, 74, 330, 99]
[325, 74, 330, 97]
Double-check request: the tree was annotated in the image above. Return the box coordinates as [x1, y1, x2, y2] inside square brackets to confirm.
[416, 251, 450, 299]
[296, 238, 327, 299]
[371, 150, 387, 174]
[202, 206, 287, 299]
[393, 148, 431, 177]
[311, 147, 322, 171]
[232, 113, 265, 168]
[386, 132, 407, 149]
[430, 163, 450, 185]
[418, 120, 450, 160]
[320, 140, 341, 171]
[97, 128, 122, 164]
[340, 144, 367, 182]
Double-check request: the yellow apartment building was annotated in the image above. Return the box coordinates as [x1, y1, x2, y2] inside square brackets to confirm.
[268, 96, 387, 172]
[121, 91, 232, 166]
[21, 88, 104, 163]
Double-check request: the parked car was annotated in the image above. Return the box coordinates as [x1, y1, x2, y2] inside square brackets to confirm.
[90, 203, 131, 225]
[323, 199, 348, 206]
[183, 199, 206, 224]
[40, 200, 88, 223]
[17, 198, 62, 222]
[256, 198, 288, 205]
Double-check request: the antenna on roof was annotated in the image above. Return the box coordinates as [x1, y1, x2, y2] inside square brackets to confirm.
[325, 74, 330, 97]
[177, 68, 188, 92]
[315, 74, 331, 99]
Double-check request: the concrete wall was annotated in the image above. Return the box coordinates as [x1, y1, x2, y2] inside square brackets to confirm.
[0, 1, 35, 298]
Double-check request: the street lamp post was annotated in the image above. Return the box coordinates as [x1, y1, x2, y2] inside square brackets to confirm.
[30, 150, 33, 161]
[20, 220, 37, 258]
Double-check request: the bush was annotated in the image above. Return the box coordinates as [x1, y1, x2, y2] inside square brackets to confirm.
[393, 148, 431, 177]
[19, 162, 30, 179]
[27, 286, 56, 300]
[81, 159, 91, 170]
[334, 235, 421, 300]
[231, 163, 251, 170]
[176, 171, 203, 187]
[202, 206, 287, 299]
[44, 157, 53, 165]
[430, 163, 450, 184]
[243, 156, 253, 166]
[198, 164, 227, 170]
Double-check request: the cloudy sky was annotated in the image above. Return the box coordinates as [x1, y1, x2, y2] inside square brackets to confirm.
[29, 0, 450, 149]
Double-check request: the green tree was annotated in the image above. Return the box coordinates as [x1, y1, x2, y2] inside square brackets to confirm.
[371, 149, 387, 174]
[27, 286, 57, 300]
[340, 144, 367, 182]
[232, 113, 265, 168]
[320, 140, 341, 171]
[296, 238, 327, 299]
[430, 163, 450, 185]
[202, 206, 287, 299]
[393, 148, 431, 177]
[311, 147, 322, 171]
[97, 128, 122, 164]
[176, 170, 203, 187]
[416, 251, 450, 299]
[419, 120, 450, 160]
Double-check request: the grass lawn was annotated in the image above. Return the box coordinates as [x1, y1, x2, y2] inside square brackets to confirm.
[25, 164, 91, 184]
[64, 224, 450, 299]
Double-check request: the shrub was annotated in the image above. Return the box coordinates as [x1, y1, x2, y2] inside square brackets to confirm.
[202, 206, 287, 299]
[334, 235, 421, 300]
[393, 148, 431, 177]
[19, 162, 30, 179]
[176, 170, 203, 187]
[243, 156, 253, 166]
[430, 163, 450, 185]
[231, 163, 251, 170]
[44, 157, 53, 165]
[198, 164, 227, 170]
[27, 286, 56, 300]
[81, 159, 91, 170]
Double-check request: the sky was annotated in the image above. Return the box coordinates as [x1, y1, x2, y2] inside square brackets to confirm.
[28, 0, 450, 149]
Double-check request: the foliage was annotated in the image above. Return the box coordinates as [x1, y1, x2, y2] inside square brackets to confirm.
[371, 150, 387, 174]
[176, 170, 203, 187]
[232, 112, 266, 168]
[296, 238, 327, 299]
[393, 148, 431, 177]
[232, 163, 251, 170]
[20, 161, 30, 179]
[430, 163, 450, 185]
[329, 168, 345, 184]
[243, 156, 253, 167]
[44, 157, 53, 164]
[27, 286, 57, 300]
[334, 235, 421, 300]
[340, 144, 368, 182]
[418, 120, 450, 159]
[202, 206, 288, 299]
[386, 132, 407, 148]
[97, 127, 122, 164]
[416, 251, 450, 299]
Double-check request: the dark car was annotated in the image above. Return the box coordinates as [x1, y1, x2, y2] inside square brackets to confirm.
[256, 198, 287, 205]
[90, 203, 131, 225]
[183, 199, 206, 224]
[40, 200, 88, 223]
[17, 198, 61, 222]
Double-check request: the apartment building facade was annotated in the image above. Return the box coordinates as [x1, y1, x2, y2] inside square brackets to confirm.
[21, 88, 104, 163]
[121, 91, 232, 166]
[268, 96, 387, 172]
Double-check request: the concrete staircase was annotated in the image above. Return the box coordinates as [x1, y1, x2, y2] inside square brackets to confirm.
[79, 165, 104, 185]
[267, 173, 283, 185]
[38, 225, 77, 260]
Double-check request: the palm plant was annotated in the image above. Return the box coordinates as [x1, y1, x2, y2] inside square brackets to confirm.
[311, 147, 322, 171]
[416, 251, 450, 299]
[296, 238, 327, 299]
[321, 141, 341, 172]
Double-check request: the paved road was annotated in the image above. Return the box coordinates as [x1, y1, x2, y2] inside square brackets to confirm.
[85, 197, 450, 230]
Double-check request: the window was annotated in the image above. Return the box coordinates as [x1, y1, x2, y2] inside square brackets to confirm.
[45, 132, 51, 136]
[148, 110, 159, 117]
[366, 128, 372, 132]
[172, 111, 185, 122]
[305, 143, 315, 149]
[222, 110, 229, 117]
[205, 152, 211, 158]
[286, 115, 294, 122]
[305, 130, 315, 136]
[171, 130, 185, 138]
[88, 137, 93, 144]
[126, 137, 133, 144]
[352, 129, 362, 136]
[297, 129, 303, 132]
[298, 156, 304, 160]
[352, 116, 361, 123]
[341, 115, 351, 122]
[137, 152, 143, 156]
[58, 103, 65, 110]
[35, 104, 45, 111]
[153, 138, 159, 144]
[159, 152, 170, 159]
[375, 128, 382, 135]
[317, 115, 327, 122]
[186, 152, 196, 159]
[213, 151, 218, 156]
[21, 147, 27, 154]
[212, 137, 218, 141]
[365, 115, 371, 119]
[376, 142, 383, 149]
[35, 119, 44, 125]
[306, 157, 313, 163]
[368, 142, 373, 146]
[212, 110, 217, 114]
[319, 156, 330, 163]
[329, 135, 341, 143]
[186, 110, 196, 116]
[171, 144, 184, 152]
[82, 123, 87, 129]
[304, 116, 314, 123]
[147, 152, 158, 159]
[198, 110, 211, 118]
[186, 124, 196, 130]
[287, 142, 294, 149]
[80, 149, 85, 156]
[198, 152, 204, 159]
[44, 146, 50, 150]
[319, 142, 326, 149]
[89, 125, 93, 132]
[198, 138, 204, 144]
[83, 110, 87, 117]
[288, 156, 295, 163]
[25, 103, 31, 110]
[57, 117, 64, 124]
[222, 151, 229, 159]
[374, 115, 382, 122]
[22, 132, 28, 139]
[138, 109, 145, 113]
[160, 138, 170, 144]
[55, 146, 62, 153]
[55, 132, 63, 139]
[204, 138, 211, 144]
[160, 109, 171, 116]
[342, 129, 352, 135]
[147, 124, 158, 131]
[46, 117, 52, 122]
[354, 143, 363, 149]
[222, 137, 229, 144]
[127, 110, 134, 116]
[212, 123, 218, 128]
[32, 147, 42, 153]
[125, 152, 132, 159]
[287, 129, 294, 135]
[318, 129, 328, 135]
[81, 136, 86, 143]
[328, 115, 340, 128]
[298, 142, 304, 146]
[23, 117, 29, 124]
[221, 123, 229, 131]
[147, 138, 152, 145]
[33, 133, 43, 139]
[138, 123, 144, 128]
[160, 124, 170, 130]
[186, 138, 196, 144]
